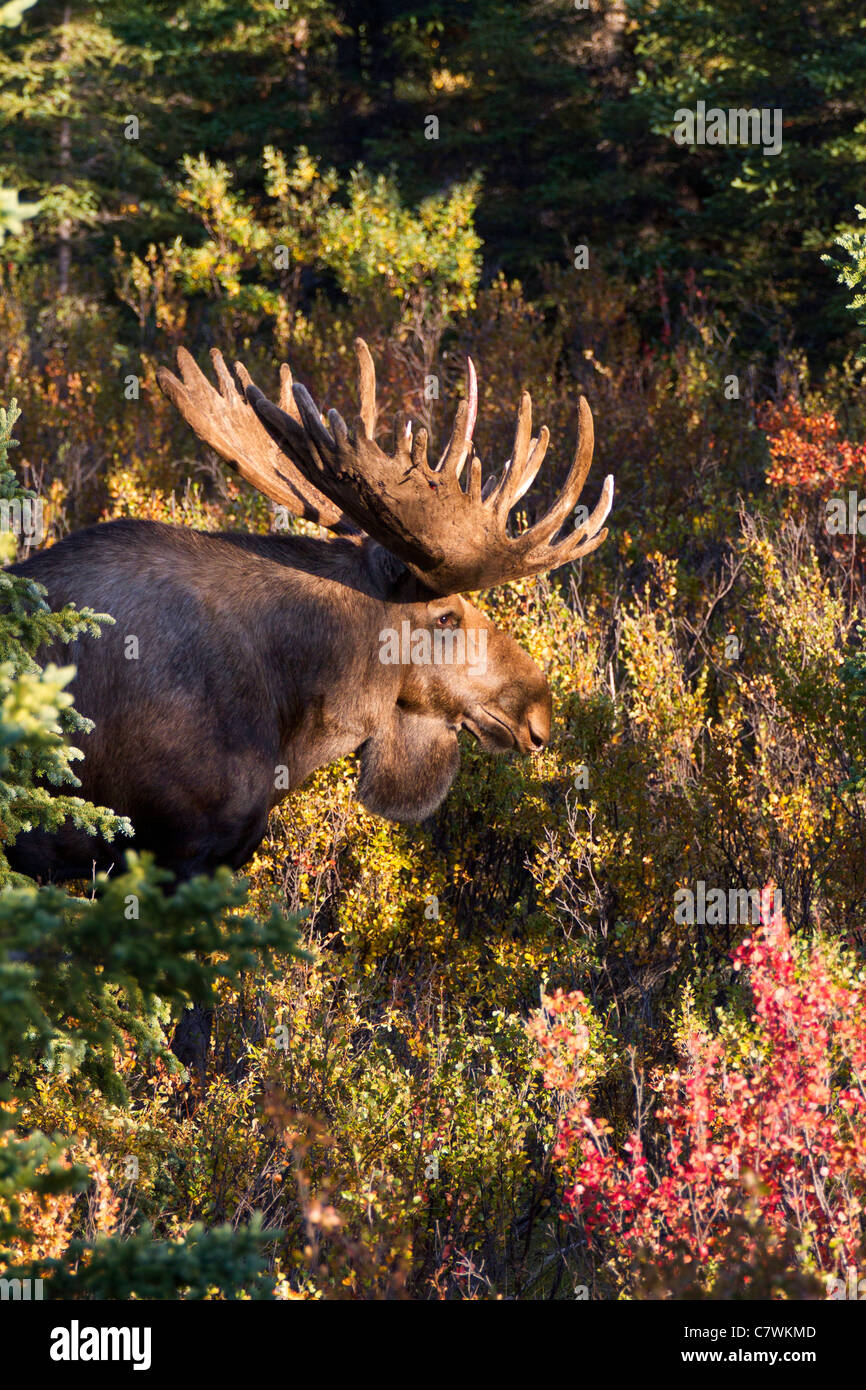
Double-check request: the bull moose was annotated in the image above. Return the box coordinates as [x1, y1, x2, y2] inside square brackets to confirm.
[7, 340, 613, 885]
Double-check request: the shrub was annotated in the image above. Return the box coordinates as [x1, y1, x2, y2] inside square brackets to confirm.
[534, 896, 866, 1297]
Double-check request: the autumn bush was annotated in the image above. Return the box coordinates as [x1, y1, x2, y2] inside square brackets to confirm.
[533, 898, 866, 1299]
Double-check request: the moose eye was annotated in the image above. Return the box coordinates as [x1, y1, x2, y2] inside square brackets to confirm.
[437, 613, 458, 628]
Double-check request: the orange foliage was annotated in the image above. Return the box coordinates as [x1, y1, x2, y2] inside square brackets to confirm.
[760, 398, 866, 496]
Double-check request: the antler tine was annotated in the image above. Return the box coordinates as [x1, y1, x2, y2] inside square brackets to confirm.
[482, 429, 549, 510]
[514, 432, 549, 501]
[209, 347, 240, 401]
[163, 345, 212, 404]
[389, 411, 414, 465]
[158, 347, 237, 447]
[437, 399, 469, 477]
[467, 453, 483, 505]
[279, 362, 303, 422]
[492, 392, 551, 516]
[157, 347, 345, 529]
[292, 382, 338, 460]
[528, 473, 614, 572]
[500, 391, 533, 505]
[461, 356, 478, 478]
[519, 397, 599, 549]
[354, 338, 377, 439]
[436, 356, 477, 481]
[411, 427, 429, 471]
[234, 356, 301, 426]
[242, 379, 312, 462]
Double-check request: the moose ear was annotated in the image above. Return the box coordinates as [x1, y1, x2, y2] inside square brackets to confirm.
[365, 542, 410, 595]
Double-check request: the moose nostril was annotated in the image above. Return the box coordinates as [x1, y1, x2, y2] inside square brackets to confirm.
[528, 722, 547, 751]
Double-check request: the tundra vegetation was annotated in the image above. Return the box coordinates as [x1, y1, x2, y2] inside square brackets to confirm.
[2, 0, 866, 1300]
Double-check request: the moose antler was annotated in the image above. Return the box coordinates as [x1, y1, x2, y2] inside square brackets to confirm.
[243, 338, 614, 596]
[156, 347, 347, 529]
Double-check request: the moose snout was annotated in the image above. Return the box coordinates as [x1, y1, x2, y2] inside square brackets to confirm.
[520, 697, 551, 753]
